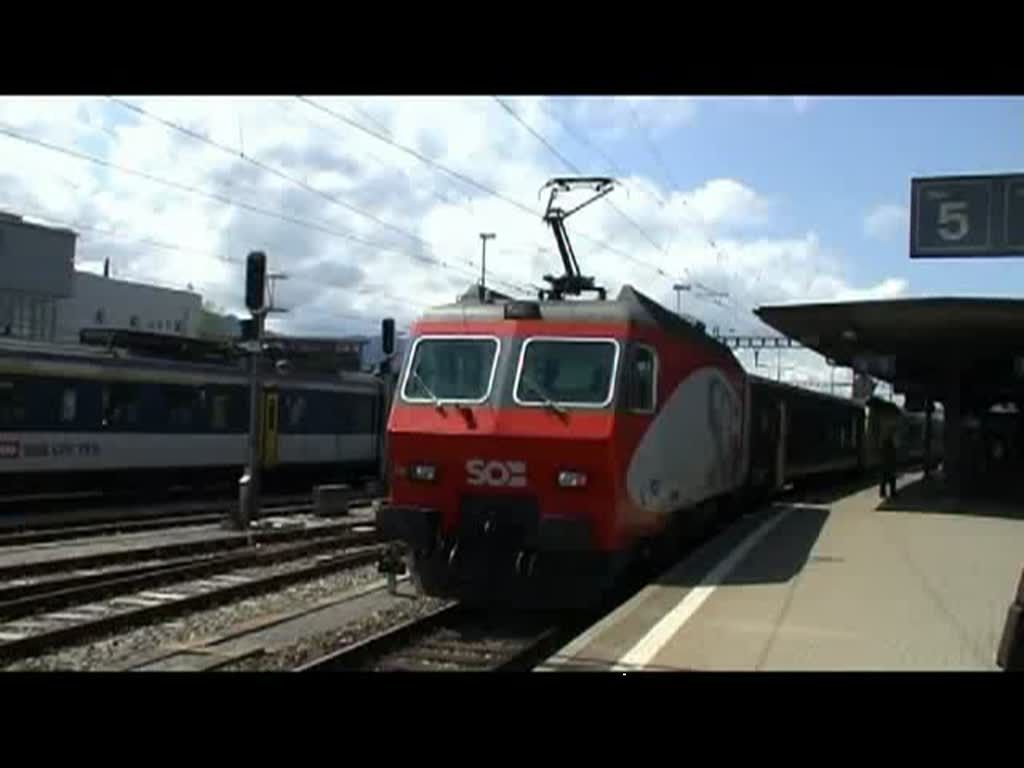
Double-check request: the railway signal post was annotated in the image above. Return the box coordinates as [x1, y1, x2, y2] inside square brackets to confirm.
[233, 251, 269, 531]
[379, 317, 396, 489]
[478, 233, 495, 301]
[376, 317, 407, 594]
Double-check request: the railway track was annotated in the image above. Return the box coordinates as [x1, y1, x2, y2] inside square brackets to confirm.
[0, 528, 380, 618]
[0, 516, 377, 581]
[0, 492, 378, 547]
[296, 603, 576, 672]
[0, 489, 308, 522]
[0, 536, 386, 665]
[0, 503, 317, 548]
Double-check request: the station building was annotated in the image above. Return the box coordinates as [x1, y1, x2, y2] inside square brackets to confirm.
[0, 210, 239, 344]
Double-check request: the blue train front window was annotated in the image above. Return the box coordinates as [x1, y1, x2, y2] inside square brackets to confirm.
[403, 337, 499, 404]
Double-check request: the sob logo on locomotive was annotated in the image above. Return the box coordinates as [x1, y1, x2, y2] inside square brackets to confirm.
[466, 459, 527, 488]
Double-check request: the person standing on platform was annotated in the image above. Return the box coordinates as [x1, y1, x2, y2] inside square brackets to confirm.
[880, 432, 898, 498]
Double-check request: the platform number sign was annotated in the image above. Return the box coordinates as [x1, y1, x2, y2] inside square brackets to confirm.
[910, 174, 1024, 258]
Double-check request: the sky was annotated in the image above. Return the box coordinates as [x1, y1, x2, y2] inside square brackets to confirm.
[0, 95, 1020, 391]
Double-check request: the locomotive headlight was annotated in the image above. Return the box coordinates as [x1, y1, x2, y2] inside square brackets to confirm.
[557, 470, 588, 488]
[409, 463, 437, 482]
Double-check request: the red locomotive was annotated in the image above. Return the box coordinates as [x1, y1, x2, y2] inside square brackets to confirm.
[375, 178, 938, 606]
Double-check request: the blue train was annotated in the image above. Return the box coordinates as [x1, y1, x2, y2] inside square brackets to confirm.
[0, 331, 387, 496]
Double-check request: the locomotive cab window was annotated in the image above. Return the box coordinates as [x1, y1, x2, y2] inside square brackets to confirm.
[625, 344, 657, 412]
[514, 338, 620, 408]
[402, 336, 500, 404]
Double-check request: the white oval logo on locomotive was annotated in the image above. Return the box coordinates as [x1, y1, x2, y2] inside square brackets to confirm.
[466, 459, 527, 487]
[627, 366, 743, 513]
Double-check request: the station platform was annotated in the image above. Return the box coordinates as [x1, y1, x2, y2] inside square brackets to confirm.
[542, 472, 1024, 671]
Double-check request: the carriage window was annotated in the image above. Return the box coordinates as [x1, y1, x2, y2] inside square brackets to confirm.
[0, 382, 27, 425]
[211, 394, 229, 430]
[287, 395, 307, 429]
[626, 345, 656, 412]
[61, 388, 77, 423]
[515, 338, 619, 407]
[166, 386, 202, 428]
[403, 337, 499, 403]
[351, 393, 376, 434]
[102, 384, 142, 427]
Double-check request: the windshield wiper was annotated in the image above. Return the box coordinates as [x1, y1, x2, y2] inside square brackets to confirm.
[522, 375, 567, 415]
[411, 368, 445, 411]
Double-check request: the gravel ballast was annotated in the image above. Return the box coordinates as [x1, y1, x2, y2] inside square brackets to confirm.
[3, 563, 385, 672]
[220, 595, 451, 672]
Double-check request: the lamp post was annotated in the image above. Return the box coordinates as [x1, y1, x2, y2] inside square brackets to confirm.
[479, 233, 495, 299]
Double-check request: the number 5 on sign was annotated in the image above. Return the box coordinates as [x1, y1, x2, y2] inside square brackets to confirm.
[938, 201, 969, 241]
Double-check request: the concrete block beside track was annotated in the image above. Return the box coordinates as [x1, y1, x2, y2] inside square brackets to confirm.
[313, 485, 352, 517]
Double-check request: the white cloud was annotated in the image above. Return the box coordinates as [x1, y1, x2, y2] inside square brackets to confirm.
[832, 277, 909, 302]
[863, 203, 908, 242]
[0, 94, 900, 393]
[680, 178, 772, 232]
[561, 96, 698, 143]
[792, 97, 813, 113]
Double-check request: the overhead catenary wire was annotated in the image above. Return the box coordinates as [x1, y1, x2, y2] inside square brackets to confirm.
[0, 122, 527, 298]
[299, 95, 677, 292]
[285, 98, 474, 211]
[494, 95, 766, 326]
[23, 202, 420, 316]
[10, 204, 241, 265]
[109, 97, 447, 254]
[491, 96, 716, 292]
[11, 101, 782, 346]
[297, 96, 544, 219]
[296, 95, 550, 287]
[623, 99, 683, 193]
[531, 100, 745, 316]
[8, 202, 430, 329]
[612, 98, 763, 333]
[537, 98, 631, 179]
[531, 99, 732, 307]
[537, 98, 745, 319]
[493, 97, 587, 176]
[106, 97, 533, 296]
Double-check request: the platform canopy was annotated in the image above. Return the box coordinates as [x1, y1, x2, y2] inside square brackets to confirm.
[755, 297, 1024, 409]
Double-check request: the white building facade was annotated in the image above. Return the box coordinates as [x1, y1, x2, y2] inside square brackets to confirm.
[1, 209, 239, 344]
[0, 211, 76, 341]
[54, 271, 204, 343]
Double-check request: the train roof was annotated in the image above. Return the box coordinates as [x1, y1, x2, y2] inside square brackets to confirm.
[864, 395, 904, 414]
[0, 336, 380, 388]
[420, 284, 736, 358]
[749, 373, 867, 410]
